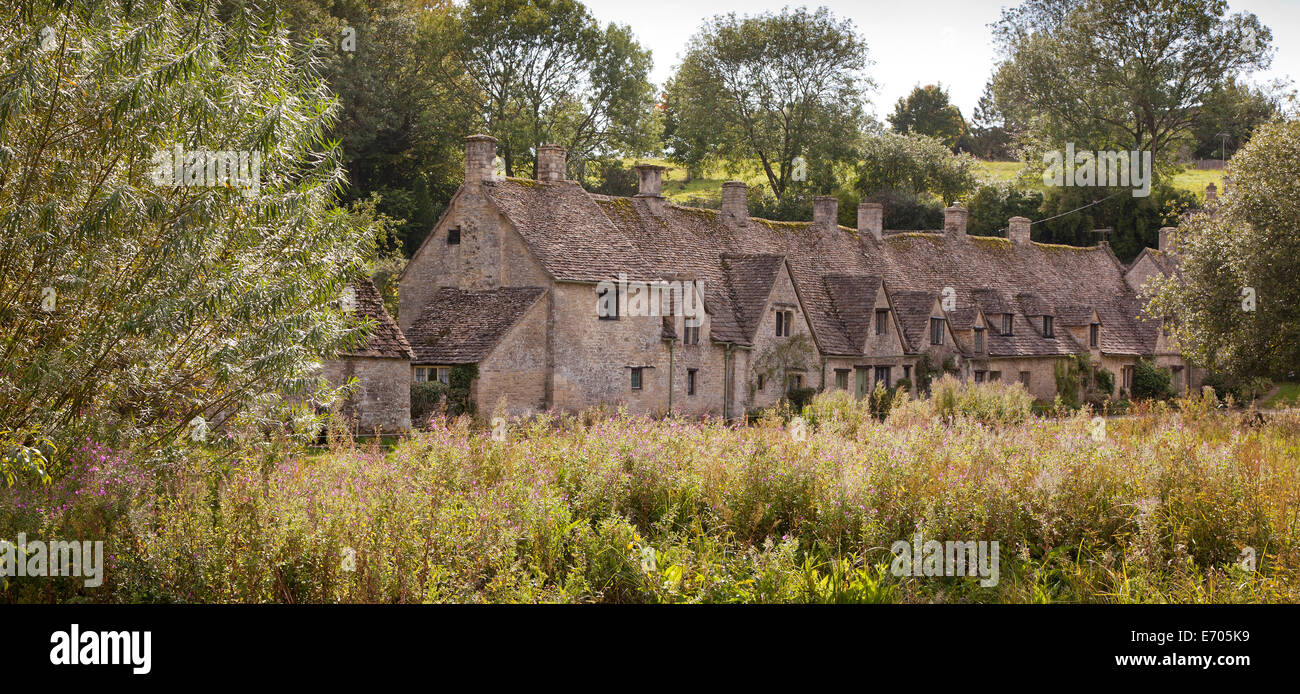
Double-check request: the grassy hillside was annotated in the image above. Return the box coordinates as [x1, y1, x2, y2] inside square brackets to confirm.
[631, 158, 1225, 207]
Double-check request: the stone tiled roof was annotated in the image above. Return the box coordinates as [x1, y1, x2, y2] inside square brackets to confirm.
[1057, 305, 1097, 327]
[719, 254, 785, 343]
[407, 286, 545, 364]
[341, 278, 413, 359]
[890, 290, 938, 352]
[482, 180, 656, 283]
[823, 274, 881, 353]
[987, 314, 1085, 357]
[1015, 292, 1052, 317]
[486, 178, 1158, 358]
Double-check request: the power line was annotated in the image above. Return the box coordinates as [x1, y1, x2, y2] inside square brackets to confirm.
[994, 188, 1130, 235]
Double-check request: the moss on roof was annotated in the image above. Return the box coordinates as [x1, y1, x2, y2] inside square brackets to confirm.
[1035, 241, 1098, 253]
[886, 232, 945, 247]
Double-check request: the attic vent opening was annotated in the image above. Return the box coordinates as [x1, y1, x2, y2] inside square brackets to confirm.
[447, 227, 461, 245]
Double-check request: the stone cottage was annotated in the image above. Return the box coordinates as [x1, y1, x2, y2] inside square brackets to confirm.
[322, 277, 413, 433]
[336, 134, 1203, 425]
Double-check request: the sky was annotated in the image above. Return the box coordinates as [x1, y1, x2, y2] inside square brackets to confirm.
[582, 0, 1300, 121]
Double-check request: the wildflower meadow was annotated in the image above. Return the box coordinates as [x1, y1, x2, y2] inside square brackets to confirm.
[1, 380, 1296, 604]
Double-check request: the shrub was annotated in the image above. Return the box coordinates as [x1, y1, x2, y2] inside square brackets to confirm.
[1131, 361, 1175, 401]
[410, 381, 447, 426]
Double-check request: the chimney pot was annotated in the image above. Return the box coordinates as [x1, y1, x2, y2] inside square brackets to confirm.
[858, 202, 883, 241]
[537, 144, 566, 182]
[465, 134, 498, 185]
[944, 204, 968, 237]
[721, 181, 748, 225]
[1008, 216, 1031, 244]
[813, 195, 838, 228]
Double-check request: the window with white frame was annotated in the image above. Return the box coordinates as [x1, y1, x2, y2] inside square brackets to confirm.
[414, 366, 450, 384]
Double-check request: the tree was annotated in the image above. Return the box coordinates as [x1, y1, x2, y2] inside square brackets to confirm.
[1145, 119, 1300, 381]
[667, 7, 872, 201]
[1189, 78, 1288, 160]
[888, 84, 966, 150]
[855, 131, 979, 205]
[0, 0, 378, 460]
[427, 0, 658, 179]
[965, 82, 1014, 160]
[991, 0, 1272, 168]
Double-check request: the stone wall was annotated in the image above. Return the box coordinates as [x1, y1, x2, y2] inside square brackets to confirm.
[474, 294, 550, 415]
[322, 356, 410, 434]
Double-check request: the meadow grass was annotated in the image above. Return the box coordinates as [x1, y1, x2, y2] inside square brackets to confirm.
[634, 158, 1223, 205]
[1263, 382, 1300, 409]
[3, 382, 1296, 604]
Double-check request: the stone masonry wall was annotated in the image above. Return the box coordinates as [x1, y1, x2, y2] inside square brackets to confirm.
[322, 357, 411, 434]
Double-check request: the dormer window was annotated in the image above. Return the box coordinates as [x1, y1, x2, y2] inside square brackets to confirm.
[974, 326, 985, 352]
[1043, 316, 1054, 337]
[1001, 314, 1013, 336]
[447, 227, 460, 245]
[1090, 323, 1100, 348]
[875, 309, 889, 335]
[930, 317, 945, 345]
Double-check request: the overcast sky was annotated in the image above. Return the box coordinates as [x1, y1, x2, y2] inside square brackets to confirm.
[582, 0, 1300, 121]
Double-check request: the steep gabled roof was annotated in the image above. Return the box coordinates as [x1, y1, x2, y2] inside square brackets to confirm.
[822, 274, 882, 352]
[340, 278, 413, 360]
[719, 253, 785, 343]
[482, 179, 655, 283]
[890, 290, 939, 352]
[407, 286, 545, 364]
[1015, 292, 1052, 317]
[1057, 305, 1098, 327]
[479, 179, 1158, 358]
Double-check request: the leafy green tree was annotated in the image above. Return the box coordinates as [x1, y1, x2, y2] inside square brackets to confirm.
[855, 131, 978, 205]
[964, 183, 1043, 237]
[1146, 120, 1300, 381]
[888, 84, 966, 150]
[667, 7, 872, 201]
[427, 0, 658, 179]
[0, 0, 378, 461]
[964, 82, 1014, 160]
[991, 0, 1272, 167]
[281, 0, 469, 256]
[1190, 78, 1288, 160]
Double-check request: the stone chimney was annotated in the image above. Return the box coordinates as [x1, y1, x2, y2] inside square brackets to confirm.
[944, 204, 968, 238]
[537, 144, 566, 182]
[1158, 226, 1175, 252]
[721, 181, 748, 225]
[634, 164, 667, 213]
[465, 134, 497, 185]
[1008, 216, 1031, 244]
[1205, 182, 1218, 205]
[858, 202, 883, 241]
[813, 196, 838, 228]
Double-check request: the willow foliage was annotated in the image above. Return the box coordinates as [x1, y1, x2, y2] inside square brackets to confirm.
[0, 0, 378, 470]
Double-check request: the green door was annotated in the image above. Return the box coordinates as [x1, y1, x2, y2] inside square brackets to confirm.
[855, 367, 869, 399]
